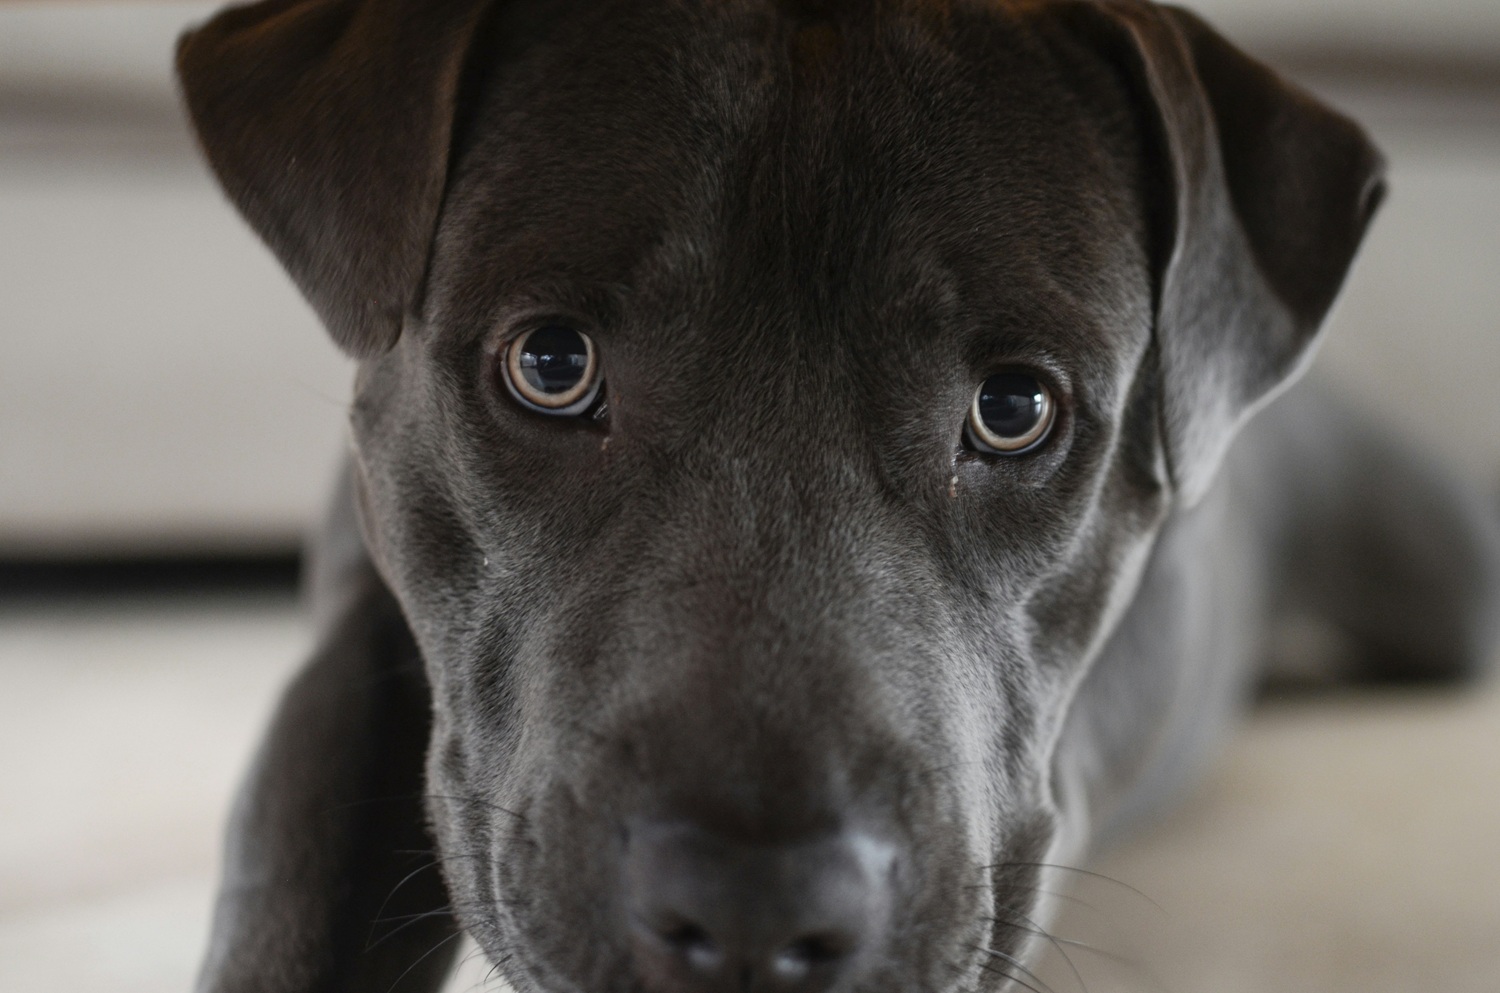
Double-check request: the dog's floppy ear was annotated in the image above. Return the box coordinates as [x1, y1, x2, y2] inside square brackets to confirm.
[1078, 2, 1386, 503]
[177, 0, 494, 357]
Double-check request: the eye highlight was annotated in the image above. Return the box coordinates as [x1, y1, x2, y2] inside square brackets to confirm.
[965, 371, 1056, 454]
[502, 325, 602, 416]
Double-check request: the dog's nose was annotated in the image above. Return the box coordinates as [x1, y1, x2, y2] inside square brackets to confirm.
[623, 821, 896, 993]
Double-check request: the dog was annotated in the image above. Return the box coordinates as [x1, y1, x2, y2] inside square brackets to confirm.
[176, 1, 1500, 991]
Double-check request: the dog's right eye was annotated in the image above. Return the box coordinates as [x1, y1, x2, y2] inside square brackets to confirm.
[965, 370, 1056, 455]
[501, 326, 603, 416]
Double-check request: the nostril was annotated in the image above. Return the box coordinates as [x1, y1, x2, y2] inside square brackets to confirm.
[770, 932, 854, 983]
[785, 932, 853, 964]
[659, 920, 723, 973]
[661, 920, 709, 950]
[623, 819, 897, 993]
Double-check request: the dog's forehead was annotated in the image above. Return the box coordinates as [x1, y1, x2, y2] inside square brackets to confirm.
[428, 0, 1151, 365]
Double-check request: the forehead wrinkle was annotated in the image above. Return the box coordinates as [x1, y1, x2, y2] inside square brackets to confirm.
[439, 0, 1147, 370]
[727, 11, 1107, 305]
[657, 29, 1077, 376]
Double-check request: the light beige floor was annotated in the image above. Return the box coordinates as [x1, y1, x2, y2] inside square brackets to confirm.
[1, 597, 1496, 993]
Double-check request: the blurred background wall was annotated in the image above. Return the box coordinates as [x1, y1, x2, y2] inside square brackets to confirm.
[1, 0, 1497, 551]
[1, 2, 346, 557]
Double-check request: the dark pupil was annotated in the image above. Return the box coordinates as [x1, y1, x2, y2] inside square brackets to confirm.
[978, 373, 1044, 437]
[517, 327, 589, 394]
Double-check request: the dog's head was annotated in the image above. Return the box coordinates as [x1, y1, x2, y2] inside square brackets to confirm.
[179, 2, 1381, 991]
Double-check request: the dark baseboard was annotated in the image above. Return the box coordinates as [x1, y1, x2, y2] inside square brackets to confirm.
[1268, 45, 1500, 95]
[0, 553, 302, 601]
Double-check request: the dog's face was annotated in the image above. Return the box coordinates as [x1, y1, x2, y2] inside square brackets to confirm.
[179, 1, 1382, 991]
[358, 7, 1167, 988]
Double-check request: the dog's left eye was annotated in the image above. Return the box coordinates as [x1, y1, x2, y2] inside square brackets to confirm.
[501, 325, 603, 416]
